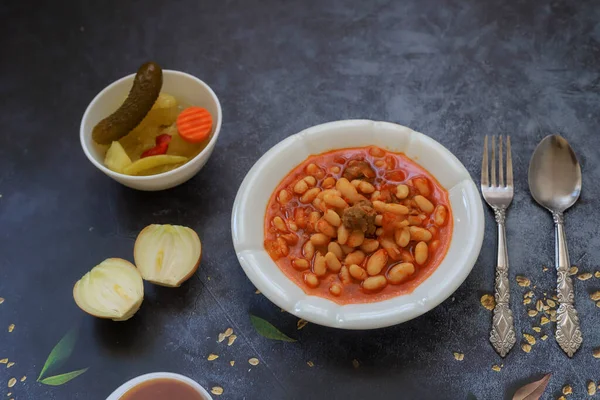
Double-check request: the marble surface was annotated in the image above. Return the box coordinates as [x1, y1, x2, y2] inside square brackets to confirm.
[1, 0, 600, 399]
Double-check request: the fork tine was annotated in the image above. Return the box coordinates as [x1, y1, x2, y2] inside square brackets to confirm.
[491, 135, 496, 187]
[506, 135, 513, 187]
[498, 136, 504, 187]
[481, 135, 489, 186]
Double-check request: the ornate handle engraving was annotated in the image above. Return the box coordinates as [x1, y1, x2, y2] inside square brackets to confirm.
[553, 212, 582, 357]
[489, 207, 516, 357]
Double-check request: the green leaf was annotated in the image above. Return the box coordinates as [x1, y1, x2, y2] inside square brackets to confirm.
[250, 315, 296, 342]
[39, 368, 89, 386]
[37, 327, 79, 381]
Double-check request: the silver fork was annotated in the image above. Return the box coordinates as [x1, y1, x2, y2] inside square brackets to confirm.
[481, 135, 516, 357]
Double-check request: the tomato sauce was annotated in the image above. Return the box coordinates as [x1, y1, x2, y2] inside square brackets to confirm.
[264, 147, 452, 304]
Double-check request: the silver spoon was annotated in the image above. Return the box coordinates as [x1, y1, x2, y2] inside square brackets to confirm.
[528, 134, 583, 357]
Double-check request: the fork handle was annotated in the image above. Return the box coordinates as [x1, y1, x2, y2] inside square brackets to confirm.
[489, 208, 516, 357]
[553, 212, 582, 357]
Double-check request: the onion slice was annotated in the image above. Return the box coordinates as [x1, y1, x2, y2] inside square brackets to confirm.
[134, 224, 201, 287]
[73, 258, 144, 321]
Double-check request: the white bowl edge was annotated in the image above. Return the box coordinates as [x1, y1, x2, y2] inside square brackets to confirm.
[105, 372, 212, 400]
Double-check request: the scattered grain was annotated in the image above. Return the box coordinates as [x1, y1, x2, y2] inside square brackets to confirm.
[19, 377, 25, 383]
[207, 354, 219, 361]
[557, 396, 566, 400]
[480, 294, 495, 311]
[0, 298, 4, 304]
[588, 381, 597, 396]
[255, 289, 261, 294]
[528, 310, 538, 317]
[217, 333, 226, 343]
[578, 272, 593, 281]
[7, 378, 15, 388]
[352, 359, 360, 369]
[525, 291, 535, 298]
[516, 276, 531, 287]
[6, 363, 14, 368]
[541, 335, 548, 341]
[568, 266, 578, 275]
[524, 298, 532, 305]
[307, 361, 314, 367]
[491, 365, 502, 372]
[532, 327, 541, 333]
[523, 334, 536, 345]
[0, 359, 7, 364]
[546, 299, 556, 308]
[593, 347, 600, 358]
[297, 319, 308, 330]
[521, 343, 532, 353]
[597, 301, 600, 308]
[224, 328, 233, 337]
[211, 386, 224, 395]
[7, 325, 14, 333]
[227, 335, 237, 346]
[562, 385, 572, 395]
[230, 361, 235, 366]
[595, 271, 600, 278]
[536, 300, 544, 312]
[453, 352, 464, 361]
[543, 266, 548, 272]
[541, 316, 550, 325]
[591, 291, 600, 301]
[248, 358, 259, 366]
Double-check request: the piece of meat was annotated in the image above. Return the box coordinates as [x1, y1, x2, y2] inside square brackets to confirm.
[343, 160, 376, 181]
[342, 200, 377, 235]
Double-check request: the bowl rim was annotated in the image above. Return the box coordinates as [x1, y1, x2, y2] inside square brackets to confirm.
[80, 69, 223, 181]
[105, 372, 212, 399]
[231, 119, 485, 329]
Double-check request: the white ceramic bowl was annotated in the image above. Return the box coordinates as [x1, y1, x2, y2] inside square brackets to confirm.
[106, 372, 212, 400]
[81, 70, 222, 191]
[232, 120, 484, 329]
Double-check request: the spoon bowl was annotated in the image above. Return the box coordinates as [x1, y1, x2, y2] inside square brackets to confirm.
[528, 135, 581, 212]
[527, 134, 583, 357]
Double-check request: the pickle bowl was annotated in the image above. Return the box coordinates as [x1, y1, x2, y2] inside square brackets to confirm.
[80, 69, 222, 191]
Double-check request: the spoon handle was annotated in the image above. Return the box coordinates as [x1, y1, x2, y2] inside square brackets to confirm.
[553, 212, 582, 357]
[489, 208, 516, 357]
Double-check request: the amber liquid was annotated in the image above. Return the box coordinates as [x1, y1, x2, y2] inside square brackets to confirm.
[120, 378, 205, 400]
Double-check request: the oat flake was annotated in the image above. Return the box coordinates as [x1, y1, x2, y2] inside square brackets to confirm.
[230, 361, 235, 367]
[19, 376, 25, 382]
[516, 276, 530, 287]
[0, 359, 7, 364]
[7, 325, 14, 333]
[248, 358, 259, 366]
[227, 335, 237, 346]
[523, 334, 536, 345]
[541, 335, 548, 341]
[297, 319, 308, 330]
[532, 327, 541, 333]
[352, 359, 360, 369]
[540, 316, 550, 325]
[0, 298, 4, 304]
[453, 352, 464, 361]
[6, 362, 14, 368]
[491, 365, 502, 372]
[207, 354, 219, 361]
[562, 385, 572, 395]
[7, 378, 16, 388]
[591, 291, 600, 301]
[217, 333, 226, 343]
[521, 343, 532, 353]
[546, 299, 556, 308]
[307, 361, 314, 367]
[528, 309, 538, 317]
[595, 271, 600, 278]
[593, 348, 600, 358]
[211, 386, 223, 395]
[578, 272, 593, 281]
[568, 266, 578, 275]
[588, 381, 597, 396]
[255, 289, 261, 294]
[480, 294, 495, 310]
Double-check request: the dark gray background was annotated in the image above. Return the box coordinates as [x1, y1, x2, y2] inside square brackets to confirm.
[1, 0, 599, 399]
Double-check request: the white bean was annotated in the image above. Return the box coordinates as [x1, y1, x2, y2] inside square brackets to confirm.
[387, 262, 415, 284]
[415, 241, 428, 265]
[363, 275, 387, 291]
[366, 249, 388, 276]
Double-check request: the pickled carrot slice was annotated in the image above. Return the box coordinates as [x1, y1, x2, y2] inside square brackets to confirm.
[176, 107, 213, 143]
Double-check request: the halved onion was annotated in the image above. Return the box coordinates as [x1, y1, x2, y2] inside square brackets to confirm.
[73, 258, 144, 321]
[134, 224, 201, 287]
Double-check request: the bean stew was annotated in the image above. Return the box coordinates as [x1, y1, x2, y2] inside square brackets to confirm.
[263, 146, 452, 304]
